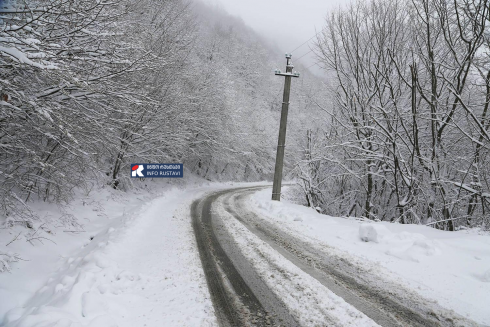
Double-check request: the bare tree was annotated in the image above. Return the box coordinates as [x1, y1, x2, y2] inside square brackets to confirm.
[313, 0, 490, 230]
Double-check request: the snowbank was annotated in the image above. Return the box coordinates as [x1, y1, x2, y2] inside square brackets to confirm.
[250, 188, 490, 325]
[359, 223, 392, 243]
[0, 180, 224, 326]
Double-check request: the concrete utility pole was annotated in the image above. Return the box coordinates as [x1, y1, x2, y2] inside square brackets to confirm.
[272, 54, 300, 201]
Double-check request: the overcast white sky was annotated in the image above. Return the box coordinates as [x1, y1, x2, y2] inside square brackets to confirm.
[201, 0, 349, 74]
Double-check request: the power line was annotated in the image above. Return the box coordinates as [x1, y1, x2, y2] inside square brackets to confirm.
[306, 62, 320, 70]
[290, 30, 322, 54]
[295, 48, 315, 62]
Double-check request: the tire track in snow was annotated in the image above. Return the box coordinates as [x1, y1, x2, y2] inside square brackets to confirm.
[215, 189, 378, 327]
[222, 188, 479, 327]
[191, 188, 298, 327]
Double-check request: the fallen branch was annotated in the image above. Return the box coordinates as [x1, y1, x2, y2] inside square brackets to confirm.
[426, 215, 472, 226]
[6, 231, 21, 246]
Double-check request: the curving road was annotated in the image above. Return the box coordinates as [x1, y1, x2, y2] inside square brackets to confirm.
[191, 186, 478, 327]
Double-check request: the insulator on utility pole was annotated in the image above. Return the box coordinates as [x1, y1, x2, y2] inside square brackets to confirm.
[272, 54, 300, 201]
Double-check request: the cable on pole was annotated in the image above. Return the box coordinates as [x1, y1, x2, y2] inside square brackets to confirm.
[295, 48, 315, 62]
[290, 30, 322, 54]
[306, 62, 320, 70]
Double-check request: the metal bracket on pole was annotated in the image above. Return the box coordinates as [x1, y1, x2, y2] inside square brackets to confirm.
[275, 72, 300, 77]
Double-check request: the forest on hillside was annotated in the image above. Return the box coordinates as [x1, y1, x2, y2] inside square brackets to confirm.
[299, 0, 490, 230]
[0, 0, 327, 226]
[1, 0, 489, 232]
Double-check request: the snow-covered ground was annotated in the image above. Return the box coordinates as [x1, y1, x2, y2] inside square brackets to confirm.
[3, 183, 489, 326]
[251, 187, 490, 325]
[0, 180, 219, 327]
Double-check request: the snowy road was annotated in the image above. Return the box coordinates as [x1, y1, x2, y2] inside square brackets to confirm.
[192, 187, 298, 326]
[192, 186, 479, 327]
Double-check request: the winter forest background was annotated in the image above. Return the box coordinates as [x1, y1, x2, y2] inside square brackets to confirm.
[1, 0, 489, 234]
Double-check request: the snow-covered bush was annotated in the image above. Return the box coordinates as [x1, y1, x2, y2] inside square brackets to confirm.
[0, 252, 22, 273]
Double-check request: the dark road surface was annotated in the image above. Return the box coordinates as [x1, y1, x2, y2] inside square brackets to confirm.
[191, 187, 298, 327]
[191, 186, 479, 327]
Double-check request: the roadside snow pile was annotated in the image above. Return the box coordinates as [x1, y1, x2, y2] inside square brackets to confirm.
[1, 185, 148, 321]
[1, 183, 218, 327]
[250, 188, 490, 325]
[385, 235, 442, 263]
[359, 223, 392, 243]
[255, 198, 311, 223]
[358, 224, 443, 262]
